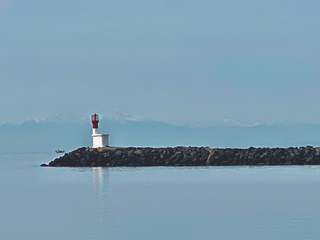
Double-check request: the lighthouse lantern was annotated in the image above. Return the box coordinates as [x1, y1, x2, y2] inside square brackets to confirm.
[91, 114, 99, 128]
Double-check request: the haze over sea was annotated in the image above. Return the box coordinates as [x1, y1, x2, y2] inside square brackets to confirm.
[1, 0, 320, 238]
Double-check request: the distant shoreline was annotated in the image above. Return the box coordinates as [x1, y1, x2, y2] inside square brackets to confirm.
[41, 146, 320, 167]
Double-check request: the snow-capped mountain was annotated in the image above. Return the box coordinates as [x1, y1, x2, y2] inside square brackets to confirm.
[1, 114, 320, 153]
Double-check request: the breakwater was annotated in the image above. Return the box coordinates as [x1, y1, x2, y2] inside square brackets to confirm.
[41, 146, 320, 167]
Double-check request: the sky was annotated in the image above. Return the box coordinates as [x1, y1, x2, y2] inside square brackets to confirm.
[0, 0, 319, 126]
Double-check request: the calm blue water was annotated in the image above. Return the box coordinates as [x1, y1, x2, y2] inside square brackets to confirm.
[1, 152, 320, 240]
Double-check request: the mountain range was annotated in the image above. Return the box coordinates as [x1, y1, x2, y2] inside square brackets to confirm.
[1, 116, 320, 153]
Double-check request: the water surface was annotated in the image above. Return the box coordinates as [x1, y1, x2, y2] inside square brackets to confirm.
[1, 152, 319, 240]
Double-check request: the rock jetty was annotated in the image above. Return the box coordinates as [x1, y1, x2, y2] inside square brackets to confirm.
[41, 146, 320, 167]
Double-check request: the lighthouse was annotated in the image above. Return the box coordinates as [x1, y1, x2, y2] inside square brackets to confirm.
[91, 114, 109, 148]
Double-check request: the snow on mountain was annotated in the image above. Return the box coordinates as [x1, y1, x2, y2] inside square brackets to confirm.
[105, 111, 151, 123]
[43, 113, 88, 124]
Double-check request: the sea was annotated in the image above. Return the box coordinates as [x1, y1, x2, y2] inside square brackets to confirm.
[1, 151, 320, 240]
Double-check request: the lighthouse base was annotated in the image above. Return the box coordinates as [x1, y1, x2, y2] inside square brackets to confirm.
[92, 134, 109, 148]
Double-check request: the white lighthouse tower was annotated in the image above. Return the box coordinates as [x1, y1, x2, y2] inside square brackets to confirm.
[91, 113, 109, 148]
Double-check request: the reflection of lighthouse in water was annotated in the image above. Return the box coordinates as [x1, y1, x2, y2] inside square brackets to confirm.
[92, 167, 109, 198]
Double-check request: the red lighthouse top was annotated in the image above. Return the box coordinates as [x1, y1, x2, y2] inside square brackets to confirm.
[91, 114, 99, 129]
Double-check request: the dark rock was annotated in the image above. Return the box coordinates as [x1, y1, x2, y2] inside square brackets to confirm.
[42, 146, 320, 167]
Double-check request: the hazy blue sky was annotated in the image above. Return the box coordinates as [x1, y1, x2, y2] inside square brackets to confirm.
[0, 0, 319, 125]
